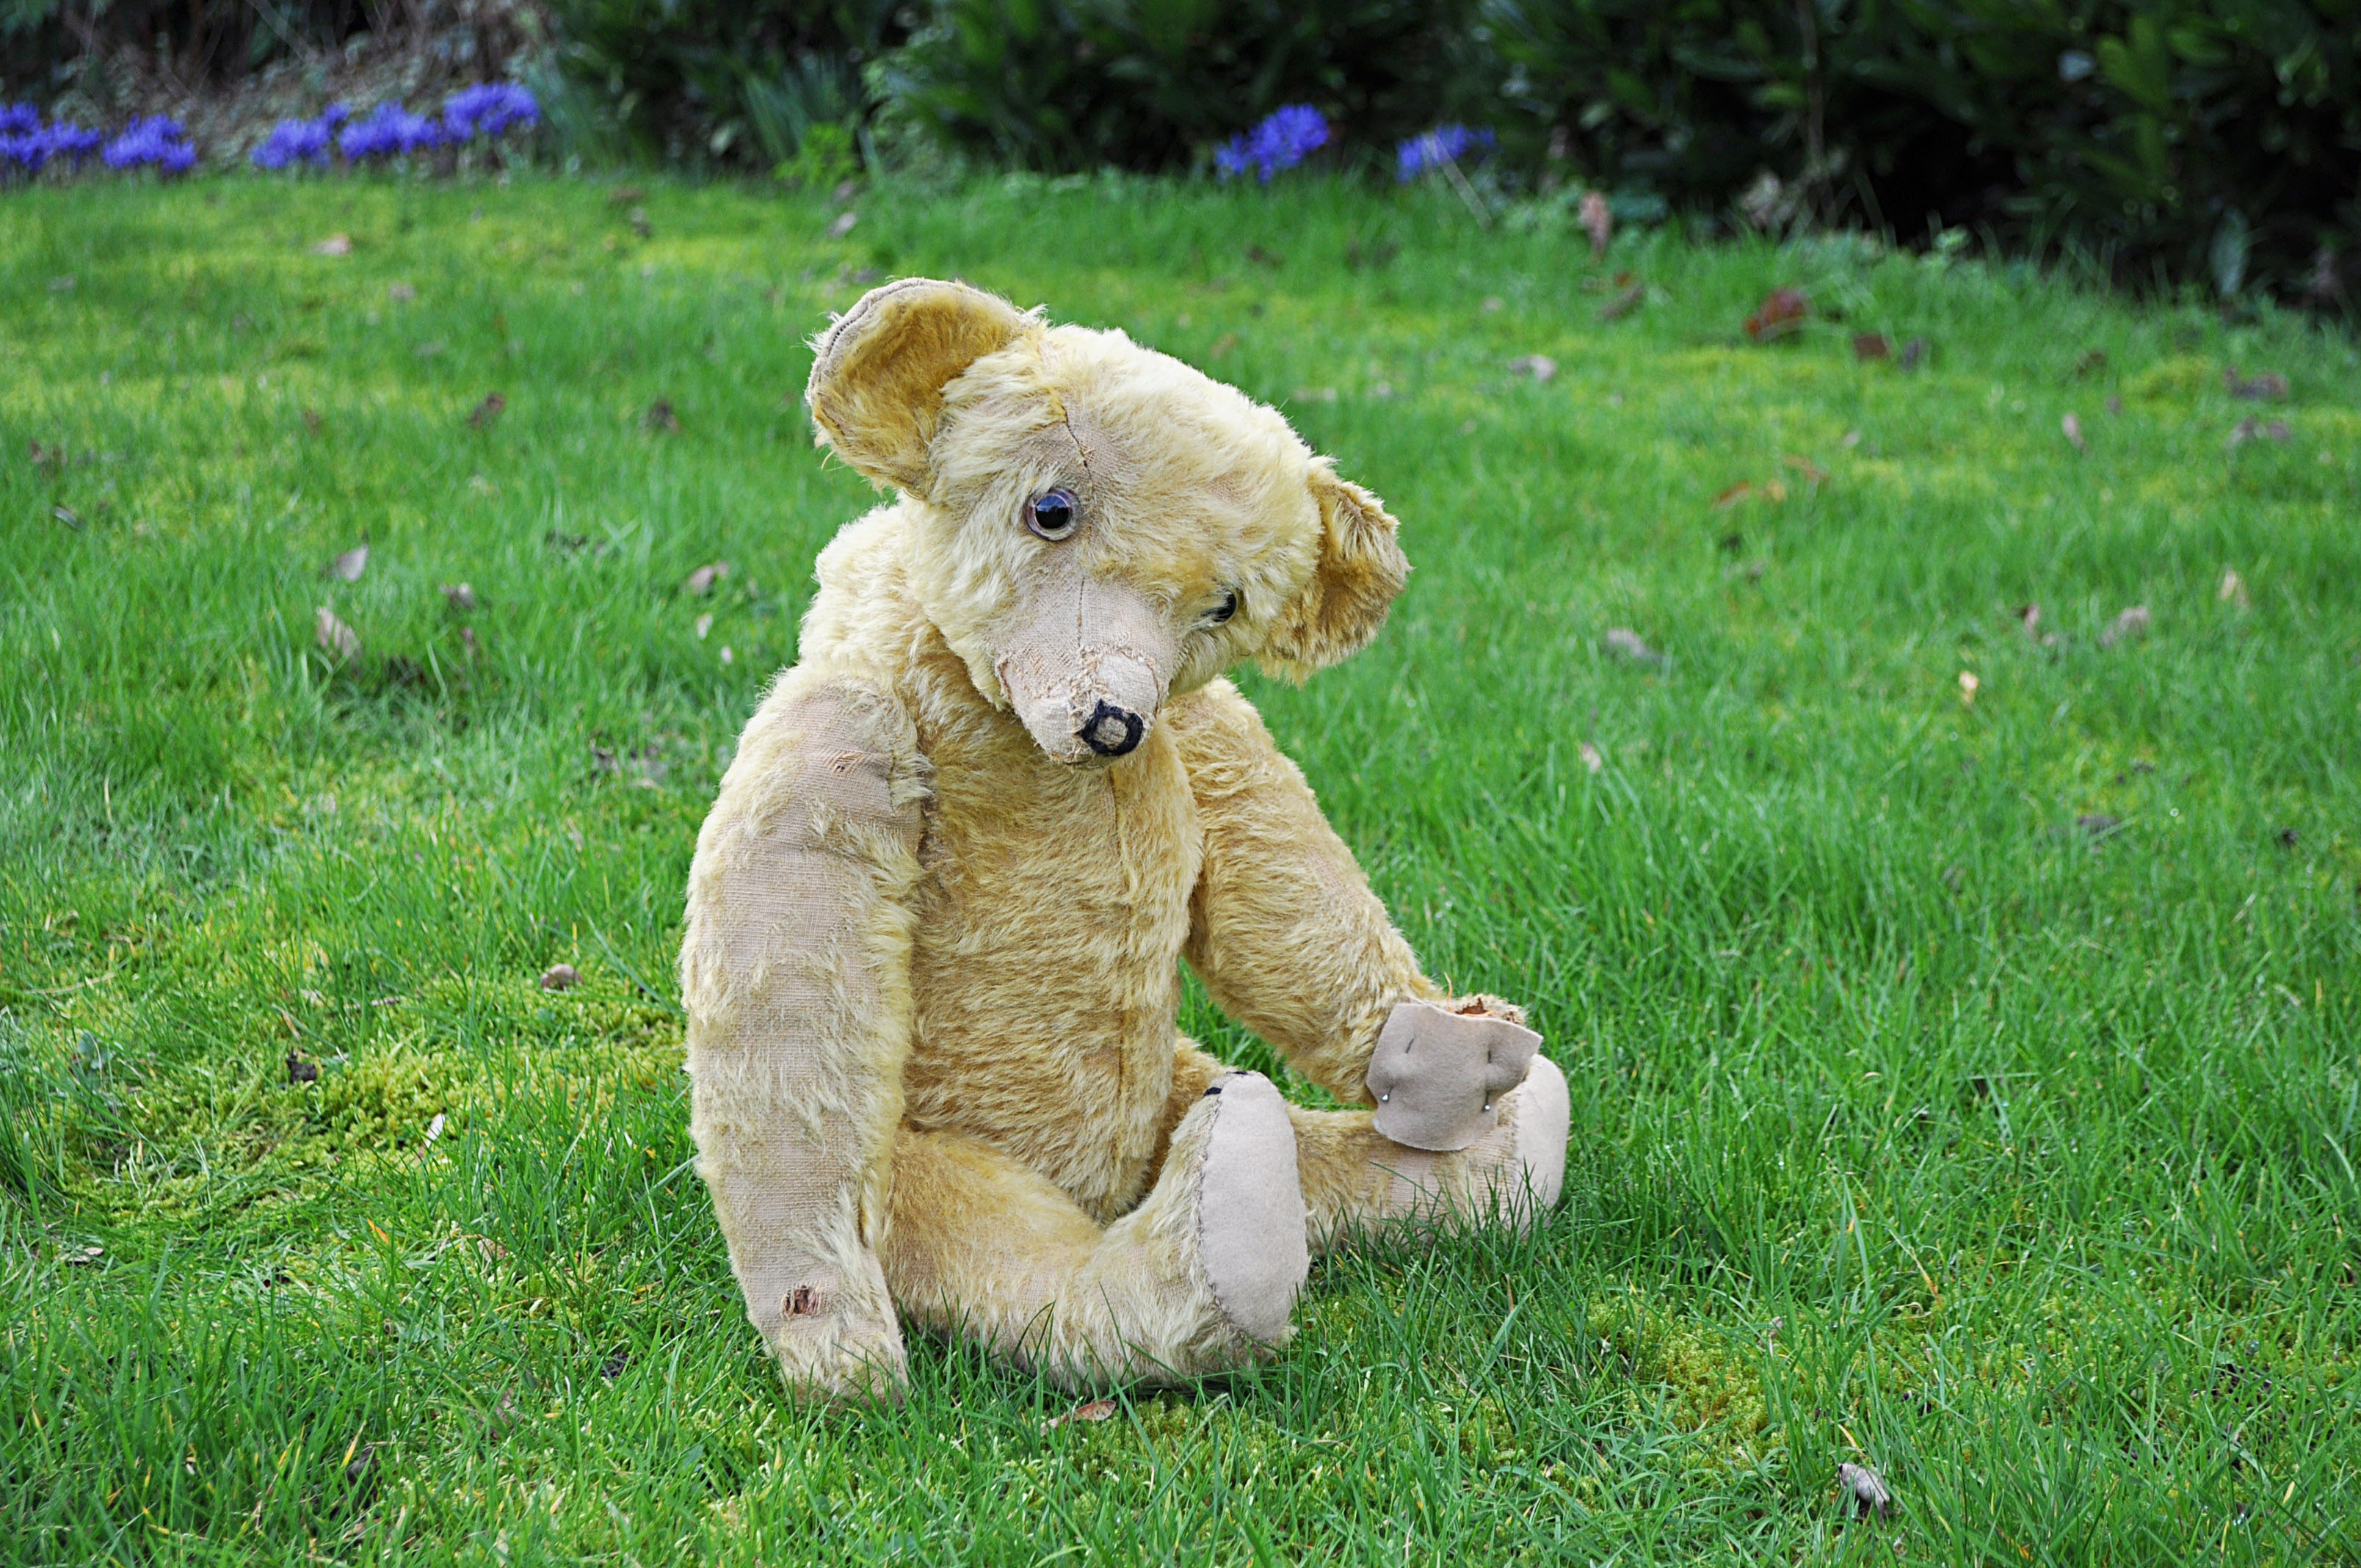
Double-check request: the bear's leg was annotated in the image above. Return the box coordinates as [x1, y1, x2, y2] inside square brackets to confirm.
[1285, 1056, 1570, 1252]
[880, 1072, 1308, 1389]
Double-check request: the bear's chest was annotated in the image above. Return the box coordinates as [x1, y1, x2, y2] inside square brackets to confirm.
[899, 710, 1202, 1213]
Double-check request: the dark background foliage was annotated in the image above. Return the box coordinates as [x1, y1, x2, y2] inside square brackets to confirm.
[4, 0, 2357, 297]
[0, 0, 529, 108]
[1490, 1, 2360, 296]
[539, 0, 910, 167]
[885, 0, 1486, 172]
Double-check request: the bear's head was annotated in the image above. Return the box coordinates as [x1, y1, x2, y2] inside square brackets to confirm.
[806, 277, 1409, 766]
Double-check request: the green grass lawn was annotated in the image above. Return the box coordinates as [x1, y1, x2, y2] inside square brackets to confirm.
[3, 171, 2358, 1566]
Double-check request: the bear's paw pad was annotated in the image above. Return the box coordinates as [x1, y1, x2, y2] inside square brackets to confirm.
[1195, 1072, 1310, 1343]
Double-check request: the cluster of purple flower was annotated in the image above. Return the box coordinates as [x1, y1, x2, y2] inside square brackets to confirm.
[443, 83, 538, 139]
[253, 83, 538, 170]
[1214, 104, 1330, 184]
[1, 104, 105, 175]
[251, 104, 350, 169]
[1396, 124, 1495, 182]
[102, 115, 196, 174]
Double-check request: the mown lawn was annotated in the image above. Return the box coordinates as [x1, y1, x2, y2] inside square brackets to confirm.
[2, 172, 2358, 1566]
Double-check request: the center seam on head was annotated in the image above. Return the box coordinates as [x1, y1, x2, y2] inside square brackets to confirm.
[1058, 413, 1093, 645]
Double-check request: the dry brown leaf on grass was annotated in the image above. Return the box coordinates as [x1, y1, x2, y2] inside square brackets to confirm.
[301, 407, 323, 435]
[1598, 280, 1646, 321]
[1602, 628, 1663, 665]
[539, 963, 579, 992]
[469, 393, 506, 429]
[2224, 366, 2288, 401]
[1579, 189, 1613, 258]
[325, 544, 369, 582]
[2099, 605, 2151, 649]
[1507, 354, 1556, 383]
[1205, 332, 1239, 360]
[1744, 288, 1810, 342]
[1837, 1462, 1893, 1518]
[1852, 333, 1891, 360]
[314, 606, 360, 660]
[1045, 1399, 1117, 1430]
[2224, 415, 2291, 454]
[1782, 454, 1828, 484]
[312, 233, 352, 256]
[2062, 412, 2086, 453]
[684, 561, 730, 595]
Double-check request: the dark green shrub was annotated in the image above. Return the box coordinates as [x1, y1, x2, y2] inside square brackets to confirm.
[1488, 0, 2361, 297]
[542, 0, 912, 167]
[885, 0, 1486, 173]
[1, 1, 530, 104]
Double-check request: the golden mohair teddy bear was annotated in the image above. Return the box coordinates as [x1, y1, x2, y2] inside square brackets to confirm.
[679, 277, 1569, 1401]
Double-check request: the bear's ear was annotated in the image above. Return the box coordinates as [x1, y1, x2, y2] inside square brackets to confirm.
[1257, 462, 1410, 680]
[805, 277, 1034, 493]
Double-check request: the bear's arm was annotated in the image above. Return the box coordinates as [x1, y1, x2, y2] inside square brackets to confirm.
[1172, 679, 1442, 1105]
[679, 669, 929, 1399]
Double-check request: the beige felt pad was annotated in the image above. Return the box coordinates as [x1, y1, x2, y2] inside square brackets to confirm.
[1196, 1072, 1310, 1343]
[1366, 997, 1542, 1153]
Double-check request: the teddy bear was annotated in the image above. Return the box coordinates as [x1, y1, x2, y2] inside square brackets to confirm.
[678, 277, 1570, 1400]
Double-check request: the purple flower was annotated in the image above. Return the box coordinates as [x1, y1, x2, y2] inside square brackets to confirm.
[2, 112, 101, 175]
[47, 122, 102, 161]
[1396, 124, 1495, 183]
[253, 115, 337, 170]
[1214, 104, 1330, 184]
[102, 115, 196, 174]
[442, 82, 538, 142]
[3, 131, 52, 173]
[338, 101, 447, 161]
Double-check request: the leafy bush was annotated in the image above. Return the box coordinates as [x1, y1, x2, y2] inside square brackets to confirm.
[540, 0, 912, 167]
[1487, 0, 2361, 297]
[885, 0, 1485, 173]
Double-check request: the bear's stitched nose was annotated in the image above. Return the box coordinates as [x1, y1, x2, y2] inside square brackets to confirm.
[1081, 700, 1145, 758]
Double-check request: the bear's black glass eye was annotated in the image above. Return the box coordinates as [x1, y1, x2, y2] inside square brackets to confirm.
[1205, 589, 1239, 625]
[1026, 489, 1078, 541]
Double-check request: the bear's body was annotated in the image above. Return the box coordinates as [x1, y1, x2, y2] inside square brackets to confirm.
[681, 279, 1570, 1398]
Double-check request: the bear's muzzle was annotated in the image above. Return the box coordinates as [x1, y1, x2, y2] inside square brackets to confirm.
[991, 567, 1176, 766]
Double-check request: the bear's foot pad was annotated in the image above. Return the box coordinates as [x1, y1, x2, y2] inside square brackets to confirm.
[1195, 1072, 1310, 1343]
